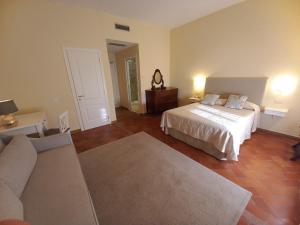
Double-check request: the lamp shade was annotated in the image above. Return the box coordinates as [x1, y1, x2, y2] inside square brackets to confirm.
[0, 100, 18, 115]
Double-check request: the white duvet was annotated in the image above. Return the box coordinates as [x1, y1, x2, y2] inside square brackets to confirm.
[160, 103, 260, 161]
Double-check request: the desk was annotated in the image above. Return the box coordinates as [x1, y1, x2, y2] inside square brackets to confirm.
[0, 112, 47, 137]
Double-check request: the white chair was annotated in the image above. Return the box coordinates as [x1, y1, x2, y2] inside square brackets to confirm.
[43, 111, 70, 136]
[58, 111, 70, 133]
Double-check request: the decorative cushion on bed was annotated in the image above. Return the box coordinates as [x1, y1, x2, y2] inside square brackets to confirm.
[0, 181, 24, 221]
[215, 98, 227, 106]
[225, 95, 248, 109]
[0, 135, 37, 197]
[243, 101, 258, 110]
[201, 94, 220, 106]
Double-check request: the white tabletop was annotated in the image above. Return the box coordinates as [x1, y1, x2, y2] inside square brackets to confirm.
[0, 112, 46, 134]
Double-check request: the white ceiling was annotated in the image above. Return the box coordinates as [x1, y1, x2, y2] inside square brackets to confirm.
[53, 0, 245, 28]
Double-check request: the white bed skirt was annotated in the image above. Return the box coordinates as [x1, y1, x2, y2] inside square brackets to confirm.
[168, 128, 227, 160]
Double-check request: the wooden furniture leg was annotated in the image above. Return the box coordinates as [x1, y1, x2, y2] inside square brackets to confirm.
[291, 142, 300, 161]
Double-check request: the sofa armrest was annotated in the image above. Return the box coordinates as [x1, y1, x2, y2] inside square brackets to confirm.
[30, 133, 73, 153]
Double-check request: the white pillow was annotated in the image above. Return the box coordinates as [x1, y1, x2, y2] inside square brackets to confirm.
[243, 101, 260, 111]
[215, 99, 227, 106]
[243, 101, 255, 110]
[201, 94, 220, 106]
[225, 95, 248, 109]
[0, 135, 37, 197]
[0, 181, 24, 220]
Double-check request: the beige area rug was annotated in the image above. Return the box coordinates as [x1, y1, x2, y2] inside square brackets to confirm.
[79, 132, 252, 225]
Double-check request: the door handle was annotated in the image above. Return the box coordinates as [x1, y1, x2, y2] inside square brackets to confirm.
[78, 95, 84, 101]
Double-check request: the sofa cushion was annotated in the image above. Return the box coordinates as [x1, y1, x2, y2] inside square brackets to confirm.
[0, 181, 24, 221]
[21, 145, 98, 225]
[0, 135, 37, 197]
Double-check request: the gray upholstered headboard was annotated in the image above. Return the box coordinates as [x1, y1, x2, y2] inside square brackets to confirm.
[205, 77, 268, 105]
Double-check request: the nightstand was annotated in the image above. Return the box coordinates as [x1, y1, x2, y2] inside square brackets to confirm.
[264, 107, 288, 117]
[188, 97, 202, 103]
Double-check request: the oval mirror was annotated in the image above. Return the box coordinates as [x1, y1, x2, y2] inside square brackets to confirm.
[151, 69, 165, 90]
[154, 71, 162, 84]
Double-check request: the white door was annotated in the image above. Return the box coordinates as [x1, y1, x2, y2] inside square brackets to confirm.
[65, 48, 110, 130]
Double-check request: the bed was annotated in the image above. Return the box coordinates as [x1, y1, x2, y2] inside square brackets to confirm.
[161, 77, 268, 161]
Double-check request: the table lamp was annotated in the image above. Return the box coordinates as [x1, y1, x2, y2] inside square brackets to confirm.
[193, 75, 206, 98]
[0, 100, 18, 128]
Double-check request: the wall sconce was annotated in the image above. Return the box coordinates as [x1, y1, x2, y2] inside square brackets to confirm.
[272, 75, 297, 96]
[272, 74, 298, 103]
[193, 75, 206, 98]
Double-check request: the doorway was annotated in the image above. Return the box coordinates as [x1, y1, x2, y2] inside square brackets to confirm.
[106, 40, 141, 117]
[125, 57, 139, 112]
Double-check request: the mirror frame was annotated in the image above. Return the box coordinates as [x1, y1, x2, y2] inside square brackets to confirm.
[151, 69, 165, 90]
[153, 71, 162, 84]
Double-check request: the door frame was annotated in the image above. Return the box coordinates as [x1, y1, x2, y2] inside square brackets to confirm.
[124, 55, 141, 112]
[63, 47, 111, 131]
[109, 60, 121, 107]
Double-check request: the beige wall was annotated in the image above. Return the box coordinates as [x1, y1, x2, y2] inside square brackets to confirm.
[115, 46, 140, 110]
[171, 0, 300, 137]
[2, 0, 299, 137]
[0, 0, 170, 130]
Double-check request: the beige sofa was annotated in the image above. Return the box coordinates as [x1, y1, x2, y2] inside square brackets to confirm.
[0, 134, 99, 225]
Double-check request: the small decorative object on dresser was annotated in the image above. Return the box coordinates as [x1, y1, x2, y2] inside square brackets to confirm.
[146, 87, 178, 113]
[151, 69, 165, 90]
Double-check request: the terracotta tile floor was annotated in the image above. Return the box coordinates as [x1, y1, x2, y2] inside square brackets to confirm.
[72, 108, 300, 225]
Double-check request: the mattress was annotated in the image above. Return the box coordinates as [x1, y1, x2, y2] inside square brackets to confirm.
[160, 103, 260, 161]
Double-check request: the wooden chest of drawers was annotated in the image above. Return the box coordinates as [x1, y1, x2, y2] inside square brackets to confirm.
[145, 87, 178, 113]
